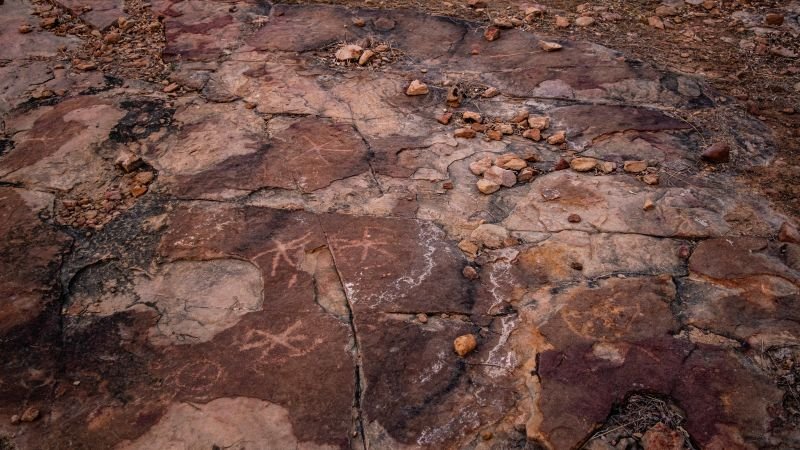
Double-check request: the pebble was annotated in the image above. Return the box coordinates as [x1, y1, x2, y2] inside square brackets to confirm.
[599, 161, 616, 174]
[462, 266, 479, 280]
[481, 87, 500, 98]
[643, 198, 655, 211]
[554, 159, 570, 171]
[528, 116, 550, 130]
[447, 86, 462, 107]
[655, 5, 680, 17]
[766, 13, 784, 26]
[130, 185, 148, 197]
[481, 431, 494, 440]
[437, 112, 453, 125]
[484, 27, 501, 42]
[469, 157, 493, 175]
[496, 123, 514, 135]
[471, 123, 488, 132]
[575, 16, 595, 27]
[493, 18, 514, 29]
[547, 131, 566, 145]
[458, 239, 480, 257]
[484, 166, 516, 187]
[517, 167, 535, 183]
[462, 111, 482, 123]
[511, 110, 529, 123]
[623, 160, 648, 173]
[648, 16, 665, 30]
[477, 179, 500, 194]
[453, 334, 478, 357]
[358, 49, 375, 65]
[104, 31, 121, 44]
[497, 156, 527, 171]
[20, 407, 39, 422]
[335, 44, 363, 61]
[466, 0, 487, 8]
[485, 130, 503, 141]
[373, 17, 396, 31]
[417, 313, 428, 323]
[642, 173, 659, 185]
[18, 24, 32, 33]
[778, 222, 800, 244]
[352, 17, 366, 27]
[374, 44, 390, 52]
[701, 142, 730, 163]
[523, 129, 541, 141]
[570, 157, 598, 172]
[540, 41, 563, 52]
[555, 16, 570, 28]
[455, 128, 477, 139]
[11, 414, 20, 424]
[568, 214, 582, 223]
[163, 82, 179, 93]
[134, 171, 155, 184]
[406, 79, 429, 96]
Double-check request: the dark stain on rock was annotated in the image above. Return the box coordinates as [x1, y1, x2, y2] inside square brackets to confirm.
[109, 99, 175, 144]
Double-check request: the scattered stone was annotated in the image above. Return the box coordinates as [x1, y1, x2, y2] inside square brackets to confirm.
[104, 31, 122, 44]
[358, 49, 375, 65]
[701, 142, 730, 163]
[570, 261, 583, 271]
[373, 17, 396, 31]
[351, 17, 366, 27]
[484, 166, 516, 187]
[374, 44, 390, 52]
[469, 157, 493, 175]
[477, 179, 500, 194]
[567, 214, 582, 223]
[442, 181, 454, 190]
[554, 159, 570, 171]
[547, 131, 566, 145]
[765, 13, 784, 26]
[406, 80, 429, 96]
[493, 18, 514, 29]
[481, 431, 493, 440]
[40, 17, 57, 29]
[453, 334, 478, 357]
[517, 167, 535, 183]
[416, 313, 428, 323]
[437, 112, 453, 125]
[523, 129, 541, 141]
[10, 414, 20, 425]
[623, 160, 648, 173]
[655, 5, 680, 17]
[642, 173, 659, 185]
[134, 172, 155, 184]
[74, 61, 97, 71]
[447, 86, 462, 107]
[471, 123, 488, 132]
[643, 198, 655, 211]
[511, 110, 529, 123]
[115, 151, 142, 172]
[459, 239, 480, 257]
[485, 130, 503, 141]
[778, 222, 800, 244]
[540, 40, 563, 52]
[497, 156, 527, 171]
[130, 185, 148, 197]
[20, 407, 39, 422]
[481, 87, 500, 98]
[462, 111, 482, 123]
[462, 266, 479, 280]
[496, 123, 514, 135]
[455, 128, 477, 139]
[335, 44, 363, 61]
[648, 16, 665, 30]
[18, 24, 32, 34]
[484, 27, 501, 42]
[467, 0, 487, 8]
[163, 83, 179, 93]
[570, 157, 598, 172]
[598, 161, 616, 174]
[641, 423, 684, 450]
[541, 188, 561, 201]
[528, 116, 550, 130]
[555, 16, 570, 28]
[575, 16, 595, 27]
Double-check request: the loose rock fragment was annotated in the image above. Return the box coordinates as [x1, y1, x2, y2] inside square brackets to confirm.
[568, 214, 582, 223]
[701, 142, 730, 163]
[447, 86, 462, 107]
[623, 160, 648, 173]
[555, 16, 570, 28]
[517, 167, 535, 183]
[570, 157, 598, 172]
[484, 166, 516, 187]
[575, 16, 595, 27]
[462, 111, 482, 123]
[484, 27, 501, 41]
[778, 222, 800, 244]
[527, 116, 550, 130]
[642, 173, 659, 185]
[453, 334, 478, 357]
[496, 123, 514, 135]
[469, 157, 493, 175]
[554, 159, 570, 171]
[467, 0, 487, 8]
[477, 179, 500, 194]
[358, 49, 375, 65]
[437, 112, 453, 125]
[373, 17, 396, 31]
[20, 407, 39, 422]
[540, 41, 562, 52]
[765, 13, 784, 26]
[459, 239, 480, 257]
[482, 87, 500, 98]
[643, 198, 656, 211]
[455, 128, 477, 139]
[485, 130, 503, 141]
[598, 161, 616, 174]
[511, 110, 529, 123]
[406, 80, 429, 96]
[351, 17, 366, 27]
[417, 313, 428, 323]
[648, 16, 665, 30]
[335, 44, 363, 61]
[462, 266, 479, 280]
[18, 24, 32, 34]
[497, 156, 527, 171]
[523, 129, 541, 141]
[547, 131, 566, 145]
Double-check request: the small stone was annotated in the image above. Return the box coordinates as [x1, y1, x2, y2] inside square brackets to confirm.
[484, 166, 516, 187]
[555, 16, 570, 28]
[163, 82, 179, 93]
[406, 80, 429, 96]
[493, 18, 514, 29]
[437, 112, 453, 125]
[528, 116, 550, 130]
[496, 123, 514, 135]
[655, 5, 679, 17]
[115, 151, 141, 172]
[766, 13, 784, 26]
[598, 161, 616, 174]
[74, 61, 97, 71]
[471, 123, 488, 132]
[20, 407, 40, 422]
[484, 27, 501, 42]
[623, 160, 648, 173]
[453, 334, 478, 357]
[575, 16, 595, 27]
[442, 181, 454, 190]
[467, 0, 487, 8]
[570, 261, 583, 271]
[417, 313, 428, 323]
[643, 198, 655, 211]
[641, 423, 684, 450]
[40, 17, 57, 28]
[778, 222, 800, 244]
[701, 142, 730, 163]
[481, 87, 500, 98]
[336, 44, 363, 61]
[18, 24, 32, 34]
[517, 167, 535, 183]
[374, 44, 390, 52]
[570, 157, 598, 172]
[447, 86, 462, 107]
[547, 131, 566, 145]
[462, 111, 482, 123]
[481, 431, 494, 440]
[455, 128, 477, 139]
[485, 130, 503, 141]
[541, 188, 561, 201]
[642, 173, 659, 185]
[648, 16, 665, 30]
[104, 31, 122, 43]
[11, 414, 20, 424]
[498, 157, 527, 171]
[554, 159, 570, 171]
[702, 0, 714, 10]
[469, 157, 493, 175]
[373, 17, 396, 31]
[459, 239, 480, 257]
[568, 214, 582, 223]
[130, 185, 148, 197]
[351, 17, 366, 27]
[511, 110, 529, 123]
[477, 179, 500, 194]
[358, 49, 375, 65]
[462, 266, 479, 280]
[134, 171, 155, 184]
[540, 41, 562, 52]
[523, 129, 541, 141]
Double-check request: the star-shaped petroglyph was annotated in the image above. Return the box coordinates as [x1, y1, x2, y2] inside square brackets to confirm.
[288, 135, 354, 165]
[252, 232, 313, 278]
[238, 321, 322, 364]
[332, 228, 394, 263]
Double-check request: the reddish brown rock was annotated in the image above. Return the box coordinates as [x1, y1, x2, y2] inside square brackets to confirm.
[484, 27, 501, 42]
[701, 142, 730, 163]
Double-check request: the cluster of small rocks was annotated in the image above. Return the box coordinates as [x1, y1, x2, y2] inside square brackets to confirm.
[565, 157, 661, 185]
[458, 223, 517, 259]
[470, 153, 537, 194]
[331, 35, 401, 69]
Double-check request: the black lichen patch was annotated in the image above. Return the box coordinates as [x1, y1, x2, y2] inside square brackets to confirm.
[109, 99, 175, 143]
[0, 138, 13, 158]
